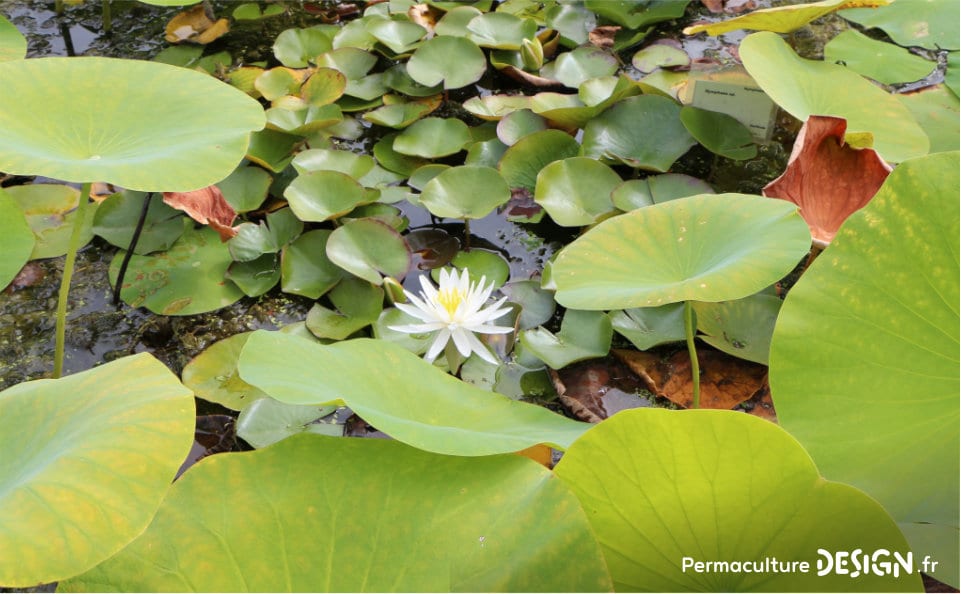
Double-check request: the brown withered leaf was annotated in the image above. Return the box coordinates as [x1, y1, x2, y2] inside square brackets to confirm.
[408, 4, 441, 34]
[162, 185, 237, 241]
[741, 383, 777, 423]
[700, 0, 724, 12]
[589, 26, 621, 50]
[613, 347, 768, 410]
[550, 358, 651, 423]
[165, 5, 229, 45]
[763, 115, 892, 247]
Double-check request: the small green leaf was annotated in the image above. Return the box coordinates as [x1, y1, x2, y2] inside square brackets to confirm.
[226, 254, 280, 297]
[407, 35, 487, 89]
[419, 165, 511, 219]
[284, 170, 379, 222]
[610, 303, 688, 350]
[632, 44, 690, 73]
[466, 12, 537, 49]
[694, 292, 782, 364]
[519, 309, 613, 369]
[273, 26, 334, 67]
[182, 332, 271, 411]
[0, 190, 34, 288]
[680, 106, 757, 160]
[534, 157, 621, 226]
[541, 46, 618, 88]
[216, 165, 273, 213]
[305, 277, 385, 340]
[326, 218, 411, 285]
[366, 17, 427, 54]
[501, 280, 556, 330]
[235, 398, 340, 449]
[499, 129, 580, 191]
[0, 13, 27, 62]
[280, 229, 344, 299]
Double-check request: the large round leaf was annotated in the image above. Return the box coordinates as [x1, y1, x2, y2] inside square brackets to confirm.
[554, 409, 921, 592]
[419, 165, 511, 219]
[740, 32, 928, 163]
[840, 0, 959, 51]
[533, 157, 620, 226]
[498, 129, 580, 191]
[0, 353, 194, 586]
[284, 170, 379, 221]
[0, 189, 35, 289]
[238, 332, 591, 455]
[0, 57, 265, 191]
[770, 152, 959, 585]
[109, 225, 245, 315]
[393, 117, 472, 158]
[406, 35, 486, 90]
[61, 434, 612, 592]
[552, 193, 811, 310]
[581, 95, 696, 171]
[325, 218, 410, 285]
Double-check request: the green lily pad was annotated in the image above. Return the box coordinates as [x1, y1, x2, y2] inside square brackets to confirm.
[540, 46, 618, 88]
[0, 13, 26, 62]
[238, 332, 592, 454]
[840, 0, 959, 51]
[245, 128, 302, 173]
[216, 164, 272, 213]
[740, 32, 929, 163]
[585, 0, 690, 30]
[0, 353, 193, 587]
[110, 225, 244, 315]
[683, 0, 877, 36]
[632, 43, 690, 73]
[534, 157, 621, 226]
[610, 303, 688, 350]
[408, 163, 451, 191]
[463, 94, 533, 120]
[407, 35, 487, 89]
[446, 249, 511, 290]
[498, 129, 581, 191]
[280, 229, 344, 299]
[61, 434, 611, 592]
[769, 151, 959, 586]
[825, 29, 936, 85]
[466, 12, 537, 49]
[4, 183, 97, 259]
[254, 67, 302, 102]
[228, 207, 302, 262]
[366, 16, 427, 54]
[552, 194, 811, 309]
[226, 254, 280, 297]
[611, 174, 716, 211]
[496, 109, 548, 146]
[284, 170, 380, 222]
[326, 218, 411, 285]
[372, 307, 436, 354]
[465, 137, 510, 168]
[235, 398, 341, 449]
[393, 117, 472, 158]
[316, 46, 377, 80]
[419, 165, 511, 219]
[501, 280, 556, 330]
[373, 133, 429, 176]
[898, 85, 960, 154]
[182, 332, 270, 410]
[519, 309, 613, 369]
[0, 190, 34, 288]
[291, 147, 375, 177]
[582, 95, 696, 171]
[301, 67, 348, 106]
[272, 26, 334, 67]
[232, 3, 285, 20]
[693, 292, 782, 365]
[545, 3, 594, 46]
[305, 277, 385, 340]
[946, 52, 959, 97]
[383, 63, 444, 96]
[91, 190, 182, 255]
[681, 106, 757, 161]
[0, 57, 265, 191]
[265, 104, 344, 136]
[363, 100, 434, 129]
[554, 408, 922, 592]
[434, 5, 484, 36]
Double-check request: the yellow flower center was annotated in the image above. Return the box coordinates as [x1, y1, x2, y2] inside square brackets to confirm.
[437, 286, 466, 318]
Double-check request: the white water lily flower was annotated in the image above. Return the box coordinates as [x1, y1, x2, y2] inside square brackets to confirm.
[389, 268, 514, 365]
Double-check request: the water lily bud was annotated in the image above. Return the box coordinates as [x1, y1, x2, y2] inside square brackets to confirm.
[383, 276, 407, 305]
[521, 37, 544, 71]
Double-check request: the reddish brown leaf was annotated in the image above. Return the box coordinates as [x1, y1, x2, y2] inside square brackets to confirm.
[700, 0, 724, 13]
[408, 4, 440, 34]
[162, 185, 237, 241]
[589, 26, 620, 51]
[742, 383, 777, 423]
[763, 115, 892, 246]
[613, 347, 768, 410]
[550, 358, 651, 423]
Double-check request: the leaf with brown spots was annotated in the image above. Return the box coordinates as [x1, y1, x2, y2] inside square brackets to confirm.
[762, 115, 891, 246]
[613, 347, 768, 410]
[162, 185, 237, 241]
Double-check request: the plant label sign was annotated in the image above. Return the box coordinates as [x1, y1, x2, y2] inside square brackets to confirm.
[689, 72, 777, 142]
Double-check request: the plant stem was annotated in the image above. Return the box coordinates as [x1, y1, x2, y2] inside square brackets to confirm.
[55, 0, 63, 14]
[113, 192, 153, 305]
[463, 218, 471, 252]
[684, 300, 701, 409]
[54, 181, 92, 379]
[102, 0, 112, 34]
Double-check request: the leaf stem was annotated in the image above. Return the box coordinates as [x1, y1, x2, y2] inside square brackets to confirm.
[113, 192, 153, 306]
[463, 218, 471, 252]
[684, 300, 700, 408]
[54, 181, 92, 378]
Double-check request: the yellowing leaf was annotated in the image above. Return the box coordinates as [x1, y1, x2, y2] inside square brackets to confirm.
[683, 0, 889, 35]
[164, 5, 230, 44]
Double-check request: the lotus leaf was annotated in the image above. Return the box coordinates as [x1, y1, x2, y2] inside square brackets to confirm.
[272, 25, 334, 67]
[61, 434, 612, 592]
[683, 0, 888, 35]
[582, 95, 696, 171]
[769, 151, 959, 587]
[280, 229, 344, 299]
[0, 57, 265, 191]
[235, 398, 341, 448]
[585, 0, 690, 30]
[466, 12, 537, 49]
[326, 218, 410, 285]
[824, 29, 936, 85]
[182, 332, 270, 410]
[0, 353, 194, 587]
[898, 85, 960, 154]
[109, 225, 243, 315]
[534, 157, 621, 226]
[680, 106, 757, 161]
[519, 309, 613, 369]
[632, 43, 690, 72]
[840, 0, 959, 51]
[238, 331, 592, 454]
[693, 292, 781, 364]
[285, 170, 379, 222]
[4, 183, 97, 259]
[610, 303, 688, 350]
[393, 117, 472, 158]
[0, 190, 34, 289]
[740, 32, 928, 163]
[540, 46, 618, 88]
[552, 194, 811, 310]
[0, 13, 26, 62]
[366, 17, 427, 54]
[305, 277, 385, 340]
[946, 52, 959, 97]
[406, 35, 486, 89]
[419, 165, 511, 219]
[91, 190, 182, 255]
[554, 408, 922, 592]
[499, 129, 580, 191]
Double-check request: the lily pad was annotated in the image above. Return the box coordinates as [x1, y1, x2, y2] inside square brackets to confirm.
[540, 46, 618, 88]
[769, 151, 959, 586]
[552, 194, 811, 309]
[693, 292, 782, 365]
[740, 32, 929, 163]
[272, 26, 334, 67]
[496, 109, 548, 146]
[519, 309, 613, 369]
[301, 67, 348, 106]
[366, 16, 427, 54]
[0, 13, 26, 62]
[611, 174, 715, 211]
[406, 35, 486, 89]
[305, 277, 385, 340]
[534, 157, 621, 226]
[824, 29, 936, 85]
[898, 85, 961, 154]
[462, 94, 532, 120]
[91, 190, 183, 255]
[0, 353, 194, 587]
[61, 434, 611, 592]
[585, 0, 690, 30]
[500, 280, 556, 330]
[0, 190, 34, 288]
[110, 225, 245, 315]
[545, 3, 595, 46]
[226, 254, 280, 297]
[216, 164, 272, 213]
[182, 332, 271, 411]
[4, 183, 97, 259]
[840, 0, 959, 51]
[326, 218, 411, 285]
[582, 95, 696, 171]
[393, 117, 472, 158]
[680, 106, 757, 161]
[284, 170, 379, 222]
[254, 67, 303, 102]
[554, 408, 922, 592]
[419, 165, 511, 219]
[0, 57, 265, 191]
[499, 129, 581, 191]
[280, 229, 344, 299]
[632, 43, 690, 73]
[466, 11, 537, 49]
[291, 147, 375, 177]
[245, 128, 302, 173]
[235, 398, 341, 449]
[227, 207, 302, 262]
[610, 303, 688, 350]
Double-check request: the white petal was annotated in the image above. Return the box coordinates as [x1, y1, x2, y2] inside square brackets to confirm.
[395, 302, 439, 323]
[424, 329, 450, 363]
[450, 327, 474, 358]
[465, 331, 499, 364]
[389, 322, 444, 334]
[463, 323, 515, 335]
